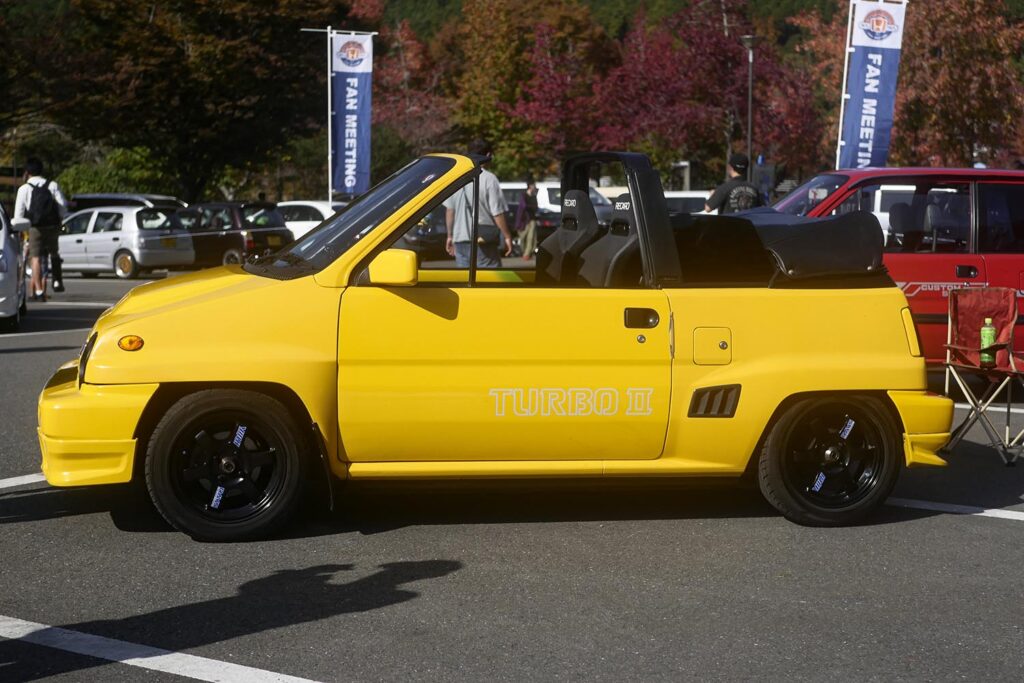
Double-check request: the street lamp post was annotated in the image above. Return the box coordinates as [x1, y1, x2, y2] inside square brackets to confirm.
[740, 35, 758, 182]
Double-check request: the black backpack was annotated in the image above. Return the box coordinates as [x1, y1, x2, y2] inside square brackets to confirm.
[27, 180, 60, 227]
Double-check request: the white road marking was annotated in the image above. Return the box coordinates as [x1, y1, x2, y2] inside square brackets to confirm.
[0, 473, 46, 490]
[39, 301, 113, 307]
[0, 327, 91, 339]
[954, 402, 1024, 415]
[888, 497, 1024, 522]
[0, 614, 318, 683]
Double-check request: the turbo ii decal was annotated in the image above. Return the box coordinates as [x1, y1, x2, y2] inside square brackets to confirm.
[489, 388, 654, 417]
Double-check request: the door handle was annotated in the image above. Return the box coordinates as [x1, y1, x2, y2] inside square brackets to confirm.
[624, 308, 660, 328]
[955, 264, 978, 278]
[75, 239, 82, 244]
[111, 237, 120, 242]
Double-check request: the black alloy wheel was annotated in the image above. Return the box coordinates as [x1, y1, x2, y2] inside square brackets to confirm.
[145, 390, 306, 541]
[758, 396, 900, 526]
[222, 248, 243, 265]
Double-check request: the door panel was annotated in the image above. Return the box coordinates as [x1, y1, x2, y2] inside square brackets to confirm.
[338, 287, 672, 462]
[59, 212, 93, 269]
[886, 253, 986, 363]
[978, 181, 1024, 350]
[86, 211, 123, 269]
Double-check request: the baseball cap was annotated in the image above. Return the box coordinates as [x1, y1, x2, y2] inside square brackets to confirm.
[728, 153, 749, 173]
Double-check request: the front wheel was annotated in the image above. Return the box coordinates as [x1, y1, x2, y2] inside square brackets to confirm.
[144, 390, 307, 541]
[114, 250, 139, 279]
[758, 395, 901, 526]
[222, 248, 243, 265]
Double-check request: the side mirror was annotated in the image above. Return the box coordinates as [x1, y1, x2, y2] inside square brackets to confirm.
[367, 248, 418, 287]
[10, 218, 30, 232]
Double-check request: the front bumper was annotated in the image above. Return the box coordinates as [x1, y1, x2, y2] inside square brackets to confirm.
[888, 390, 953, 467]
[37, 361, 158, 486]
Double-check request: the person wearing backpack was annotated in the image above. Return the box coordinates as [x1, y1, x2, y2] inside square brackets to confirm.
[14, 157, 67, 300]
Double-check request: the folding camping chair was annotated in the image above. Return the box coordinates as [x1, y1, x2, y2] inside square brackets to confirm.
[944, 287, 1024, 464]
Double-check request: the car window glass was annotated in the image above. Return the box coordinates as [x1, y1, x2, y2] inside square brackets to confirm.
[137, 209, 173, 230]
[242, 206, 286, 227]
[665, 197, 707, 214]
[65, 213, 92, 235]
[854, 181, 971, 254]
[979, 183, 1024, 253]
[773, 174, 847, 216]
[95, 212, 123, 233]
[202, 208, 232, 230]
[547, 188, 561, 205]
[589, 188, 611, 206]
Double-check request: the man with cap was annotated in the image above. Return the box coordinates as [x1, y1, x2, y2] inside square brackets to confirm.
[705, 153, 763, 214]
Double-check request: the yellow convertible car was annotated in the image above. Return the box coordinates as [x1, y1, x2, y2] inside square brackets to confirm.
[37, 152, 953, 540]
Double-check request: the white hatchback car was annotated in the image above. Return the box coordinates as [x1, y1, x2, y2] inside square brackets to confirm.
[278, 201, 347, 240]
[664, 190, 716, 215]
[0, 207, 28, 331]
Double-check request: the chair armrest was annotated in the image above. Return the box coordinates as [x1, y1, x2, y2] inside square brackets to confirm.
[946, 342, 1009, 352]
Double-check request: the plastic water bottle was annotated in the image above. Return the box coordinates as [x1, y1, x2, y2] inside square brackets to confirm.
[980, 317, 996, 367]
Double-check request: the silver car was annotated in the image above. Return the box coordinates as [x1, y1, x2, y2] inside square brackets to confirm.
[60, 206, 195, 279]
[0, 205, 28, 331]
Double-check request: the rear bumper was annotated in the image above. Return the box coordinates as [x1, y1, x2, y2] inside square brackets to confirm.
[37, 364, 158, 486]
[887, 390, 953, 467]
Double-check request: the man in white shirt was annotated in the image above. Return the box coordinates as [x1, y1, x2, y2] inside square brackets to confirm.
[444, 139, 513, 268]
[14, 157, 67, 299]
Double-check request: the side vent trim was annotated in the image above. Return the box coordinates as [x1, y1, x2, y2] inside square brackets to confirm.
[688, 385, 741, 418]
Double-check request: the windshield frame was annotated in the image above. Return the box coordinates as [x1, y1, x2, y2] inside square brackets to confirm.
[243, 155, 462, 280]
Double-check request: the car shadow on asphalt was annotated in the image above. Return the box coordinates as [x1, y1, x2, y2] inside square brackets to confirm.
[0, 560, 462, 681]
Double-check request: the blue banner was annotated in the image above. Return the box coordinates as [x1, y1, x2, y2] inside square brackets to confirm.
[331, 33, 373, 196]
[837, 1, 907, 169]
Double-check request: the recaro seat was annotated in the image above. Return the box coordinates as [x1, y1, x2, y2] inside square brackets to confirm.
[535, 189, 601, 285]
[576, 194, 641, 287]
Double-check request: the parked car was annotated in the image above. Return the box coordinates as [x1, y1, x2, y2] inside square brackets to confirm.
[177, 202, 293, 267]
[59, 206, 194, 279]
[278, 200, 347, 240]
[0, 206, 28, 331]
[664, 190, 716, 215]
[70, 193, 187, 212]
[37, 151, 951, 541]
[772, 167, 1024, 363]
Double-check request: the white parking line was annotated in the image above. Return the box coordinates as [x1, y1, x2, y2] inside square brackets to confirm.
[0, 615, 318, 683]
[954, 402, 1024, 415]
[888, 497, 1024, 522]
[0, 328, 91, 339]
[0, 473, 46, 490]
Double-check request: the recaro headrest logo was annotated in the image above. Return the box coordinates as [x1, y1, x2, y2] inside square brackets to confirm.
[564, 198, 577, 208]
[615, 201, 630, 211]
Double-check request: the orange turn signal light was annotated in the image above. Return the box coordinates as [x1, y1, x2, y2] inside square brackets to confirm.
[117, 335, 145, 352]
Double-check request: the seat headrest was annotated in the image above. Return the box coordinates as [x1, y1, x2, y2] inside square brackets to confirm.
[889, 202, 911, 232]
[610, 194, 635, 236]
[560, 189, 596, 231]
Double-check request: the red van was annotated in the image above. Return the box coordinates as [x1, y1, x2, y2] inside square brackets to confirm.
[773, 168, 1024, 363]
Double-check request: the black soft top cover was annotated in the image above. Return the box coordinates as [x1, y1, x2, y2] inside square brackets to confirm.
[671, 209, 888, 287]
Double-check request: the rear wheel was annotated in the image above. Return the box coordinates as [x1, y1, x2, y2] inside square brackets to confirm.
[114, 250, 139, 279]
[144, 390, 307, 541]
[222, 248, 243, 265]
[758, 395, 901, 526]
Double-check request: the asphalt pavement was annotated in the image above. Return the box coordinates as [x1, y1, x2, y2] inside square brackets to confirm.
[2, 273, 1024, 682]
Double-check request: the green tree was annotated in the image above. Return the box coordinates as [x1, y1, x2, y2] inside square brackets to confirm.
[50, 0, 360, 202]
[59, 147, 175, 195]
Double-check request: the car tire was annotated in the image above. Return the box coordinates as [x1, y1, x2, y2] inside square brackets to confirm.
[0, 308, 19, 333]
[114, 250, 139, 279]
[144, 389, 307, 541]
[222, 249, 243, 266]
[757, 395, 901, 527]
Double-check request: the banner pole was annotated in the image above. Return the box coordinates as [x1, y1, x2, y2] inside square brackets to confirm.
[835, 1, 856, 169]
[326, 26, 333, 202]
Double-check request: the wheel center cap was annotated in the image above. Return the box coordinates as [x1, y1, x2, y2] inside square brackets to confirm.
[823, 446, 842, 463]
[220, 457, 237, 474]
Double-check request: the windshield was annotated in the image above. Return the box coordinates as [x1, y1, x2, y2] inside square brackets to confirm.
[773, 174, 848, 216]
[245, 156, 458, 278]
